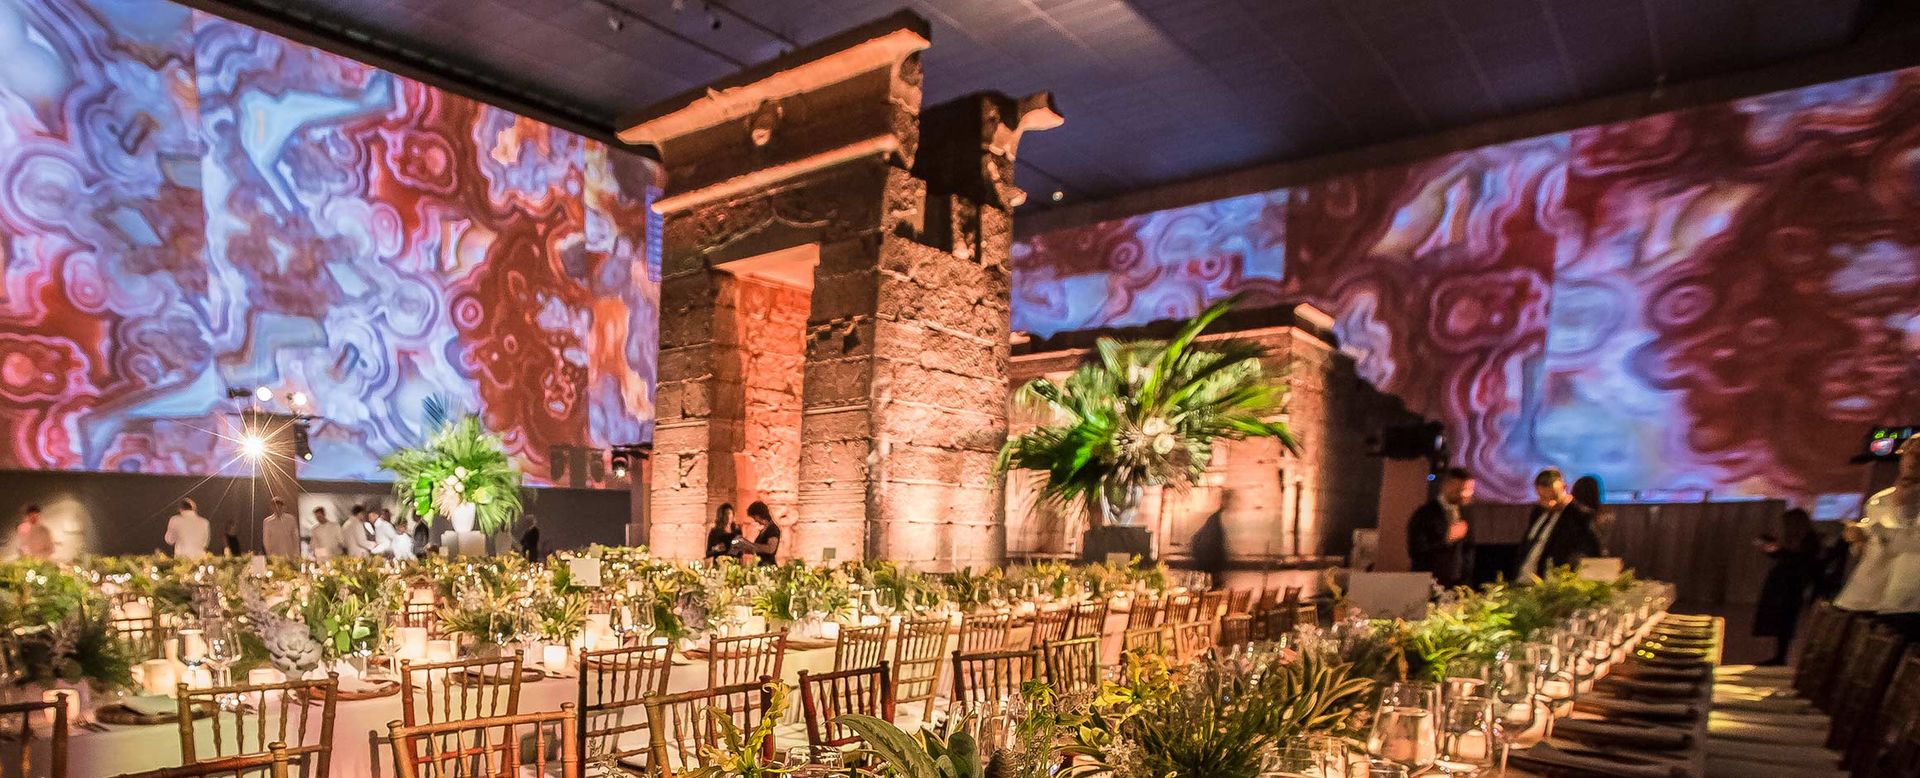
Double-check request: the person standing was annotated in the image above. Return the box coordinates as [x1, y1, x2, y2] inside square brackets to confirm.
[13, 504, 55, 559]
[739, 502, 781, 566]
[1514, 468, 1601, 581]
[1835, 439, 1920, 619]
[342, 505, 373, 558]
[365, 509, 397, 557]
[517, 515, 541, 561]
[387, 511, 418, 561]
[164, 498, 211, 559]
[1190, 490, 1232, 590]
[705, 503, 739, 561]
[408, 511, 433, 557]
[308, 507, 345, 560]
[1407, 468, 1476, 588]
[1752, 508, 1820, 665]
[261, 498, 300, 558]
[1571, 475, 1613, 554]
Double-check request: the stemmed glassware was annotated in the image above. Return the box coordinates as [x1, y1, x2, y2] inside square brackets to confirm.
[203, 621, 242, 689]
[1491, 646, 1544, 770]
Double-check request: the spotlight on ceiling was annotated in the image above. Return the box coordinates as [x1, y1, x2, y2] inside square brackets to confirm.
[289, 391, 309, 408]
[254, 386, 273, 403]
[610, 449, 631, 479]
[239, 433, 267, 460]
[1051, 190, 1065, 202]
[225, 387, 253, 400]
[293, 420, 312, 462]
[607, 13, 623, 31]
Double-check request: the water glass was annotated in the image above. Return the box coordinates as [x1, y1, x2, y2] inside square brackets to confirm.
[1363, 759, 1411, 778]
[1260, 746, 1320, 777]
[1437, 695, 1495, 775]
[1367, 703, 1437, 773]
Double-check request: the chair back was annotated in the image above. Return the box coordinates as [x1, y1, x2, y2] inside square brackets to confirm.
[707, 631, 788, 688]
[891, 617, 952, 720]
[1122, 625, 1166, 656]
[1069, 600, 1109, 639]
[1826, 626, 1906, 752]
[643, 680, 775, 776]
[1173, 620, 1214, 663]
[111, 745, 291, 778]
[1218, 614, 1252, 653]
[798, 662, 896, 751]
[1198, 590, 1227, 620]
[1029, 609, 1072, 647]
[1124, 595, 1161, 630]
[577, 643, 672, 772]
[0, 696, 68, 778]
[399, 655, 525, 728]
[1796, 604, 1854, 705]
[1859, 648, 1920, 777]
[387, 706, 576, 778]
[1040, 637, 1102, 696]
[959, 613, 1013, 653]
[179, 674, 336, 777]
[833, 623, 890, 671]
[950, 649, 1038, 709]
[109, 614, 170, 661]
[401, 602, 444, 639]
[1226, 589, 1253, 615]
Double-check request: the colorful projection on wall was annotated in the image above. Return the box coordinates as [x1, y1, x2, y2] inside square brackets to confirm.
[1015, 69, 1920, 504]
[0, 0, 660, 483]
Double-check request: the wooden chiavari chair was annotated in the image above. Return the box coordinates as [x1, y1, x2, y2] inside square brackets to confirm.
[1028, 609, 1072, 648]
[959, 613, 1013, 653]
[1825, 626, 1906, 753]
[833, 623, 889, 671]
[643, 679, 775, 776]
[387, 706, 577, 778]
[1253, 587, 1278, 614]
[178, 674, 337, 777]
[577, 644, 672, 774]
[1796, 605, 1858, 707]
[1068, 600, 1109, 639]
[1226, 589, 1253, 615]
[1124, 595, 1161, 630]
[707, 631, 788, 688]
[950, 649, 1038, 710]
[111, 745, 291, 778]
[110, 613, 169, 660]
[0, 696, 68, 778]
[399, 656, 525, 728]
[1172, 620, 1214, 663]
[1167, 593, 1199, 624]
[1857, 649, 1920, 776]
[1218, 614, 1252, 654]
[401, 602, 443, 639]
[1040, 637, 1101, 696]
[1122, 626, 1166, 657]
[1198, 590, 1227, 621]
[891, 617, 951, 721]
[798, 662, 896, 752]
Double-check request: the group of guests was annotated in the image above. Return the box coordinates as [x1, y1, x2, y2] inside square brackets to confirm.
[1406, 466, 1606, 589]
[704, 501, 782, 566]
[160, 497, 432, 561]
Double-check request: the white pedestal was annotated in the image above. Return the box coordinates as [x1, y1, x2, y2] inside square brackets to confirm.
[442, 530, 488, 556]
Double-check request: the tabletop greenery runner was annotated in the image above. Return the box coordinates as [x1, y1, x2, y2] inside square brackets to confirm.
[0, 549, 1641, 777]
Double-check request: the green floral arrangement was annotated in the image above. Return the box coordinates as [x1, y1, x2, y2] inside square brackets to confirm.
[379, 412, 524, 535]
[684, 682, 793, 778]
[295, 559, 404, 659]
[944, 566, 1007, 611]
[753, 562, 853, 624]
[0, 561, 136, 689]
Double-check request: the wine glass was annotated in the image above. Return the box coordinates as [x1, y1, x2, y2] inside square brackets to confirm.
[1367, 702, 1437, 774]
[628, 600, 656, 645]
[1491, 648, 1543, 765]
[175, 628, 209, 690]
[1436, 695, 1495, 775]
[204, 622, 242, 689]
[1363, 761, 1411, 778]
[1260, 745, 1320, 777]
[1380, 680, 1441, 718]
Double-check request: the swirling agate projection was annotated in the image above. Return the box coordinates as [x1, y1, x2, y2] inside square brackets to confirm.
[1014, 70, 1920, 504]
[0, 0, 660, 483]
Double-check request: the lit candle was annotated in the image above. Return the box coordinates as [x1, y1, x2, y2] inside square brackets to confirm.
[120, 599, 152, 620]
[182, 666, 213, 689]
[819, 621, 841, 640]
[425, 640, 455, 663]
[542, 644, 570, 675]
[140, 659, 178, 696]
[176, 629, 207, 663]
[582, 614, 611, 650]
[395, 627, 430, 662]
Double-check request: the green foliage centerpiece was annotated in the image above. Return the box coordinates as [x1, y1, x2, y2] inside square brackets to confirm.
[998, 298, 1297, 528]
[380, 410, 524, 537]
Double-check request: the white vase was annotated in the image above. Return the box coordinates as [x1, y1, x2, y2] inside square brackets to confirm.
[449, 503, 476, 534]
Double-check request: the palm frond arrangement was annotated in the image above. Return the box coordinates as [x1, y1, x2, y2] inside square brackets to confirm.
[998, 297, 1297, 525]
[379, 413, 524, 536]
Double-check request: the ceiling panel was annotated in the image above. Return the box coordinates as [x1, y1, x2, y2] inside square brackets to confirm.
[192, 0, 1872, 207]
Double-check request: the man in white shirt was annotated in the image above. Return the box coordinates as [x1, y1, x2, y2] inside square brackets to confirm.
[342, 505, 373, 558]
[14, 504, 55, 559]
[164, 498, 211, 559]
[308, 507, 344, 560]
[261, 497, 300, 558]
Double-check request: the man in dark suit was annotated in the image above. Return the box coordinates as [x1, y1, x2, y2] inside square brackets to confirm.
[1515, 468, 1603, 581]
[1407, 468, 1476, 588]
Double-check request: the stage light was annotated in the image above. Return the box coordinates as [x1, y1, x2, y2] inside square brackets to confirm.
[289, 391, 308, 408]
[239, 433, 267, 460]
[225, 387, 253, 400]
[293, 420, 312, 462]
[610, 450, 630, 479]
[254, 386, 272, 402]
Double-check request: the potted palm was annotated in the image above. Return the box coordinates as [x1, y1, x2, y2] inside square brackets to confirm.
[380, 408, 524, 551]
[998, 298, 1297, 559]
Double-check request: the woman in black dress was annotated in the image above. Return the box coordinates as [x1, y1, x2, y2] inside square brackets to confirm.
[740, 501, 780, 567]
[1753, 508, 1820, 665]
[704, 503, 738, 561]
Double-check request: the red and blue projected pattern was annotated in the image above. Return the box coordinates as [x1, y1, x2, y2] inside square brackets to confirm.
[1015, 70, 1920, 504]
[0, 0, 659, 482]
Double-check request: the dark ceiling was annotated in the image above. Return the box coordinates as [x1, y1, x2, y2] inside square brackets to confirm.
[189, 0, 1876, 209]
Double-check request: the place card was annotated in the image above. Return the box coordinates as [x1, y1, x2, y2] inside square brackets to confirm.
[1346, 572, 1433, 620]
[1577, 557, 1624, 581]
[567, 556, 604, 588]
[395, 627, 429, 662]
